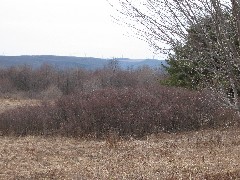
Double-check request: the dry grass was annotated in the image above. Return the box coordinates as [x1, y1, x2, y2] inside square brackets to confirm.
[0, 128, 240, 179]
[0, 98, 40, 114]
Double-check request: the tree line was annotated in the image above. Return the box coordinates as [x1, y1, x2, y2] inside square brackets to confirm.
[0, 62, 161, 99]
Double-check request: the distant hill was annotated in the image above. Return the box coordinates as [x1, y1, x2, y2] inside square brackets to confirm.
[0, 55, 166, 70]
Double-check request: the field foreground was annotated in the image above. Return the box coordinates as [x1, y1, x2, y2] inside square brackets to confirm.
[1, 128, 240, 179]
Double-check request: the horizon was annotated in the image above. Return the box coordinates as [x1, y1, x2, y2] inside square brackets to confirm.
[0, 0, 166, 60]
[0, 54, 165, 60]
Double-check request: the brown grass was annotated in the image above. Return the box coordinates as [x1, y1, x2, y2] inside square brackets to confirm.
[1, 128, 240, 179]
[0, 98, 40, 114]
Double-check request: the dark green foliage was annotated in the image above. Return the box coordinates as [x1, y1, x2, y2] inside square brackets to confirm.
[162, 13, 240, 90]
[162, 53, 201, 89]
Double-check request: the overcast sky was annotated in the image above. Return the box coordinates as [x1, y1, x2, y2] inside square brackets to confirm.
[0, 0, 165, 59]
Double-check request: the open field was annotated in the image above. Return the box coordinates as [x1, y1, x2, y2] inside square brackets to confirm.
[1, 128, 240, 179]
[0, 98, 40, 114]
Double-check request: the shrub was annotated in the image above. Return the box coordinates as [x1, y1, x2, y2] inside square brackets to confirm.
[38, 85, 63, 100]
[0, 63, 164, 99]
[0, 86, 236, 138]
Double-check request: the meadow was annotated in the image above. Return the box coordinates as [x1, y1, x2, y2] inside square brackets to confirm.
[1, 125, 240, 179]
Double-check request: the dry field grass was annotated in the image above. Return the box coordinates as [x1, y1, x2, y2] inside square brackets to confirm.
[0, 98, 40, 114]
[0, 128, 240, 179]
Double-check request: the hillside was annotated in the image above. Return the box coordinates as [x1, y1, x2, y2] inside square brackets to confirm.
[0, 55, 165, 70]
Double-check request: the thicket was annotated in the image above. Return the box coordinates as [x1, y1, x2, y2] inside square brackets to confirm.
[0, 63, 161, 99]
[0, 63, 237, 138]
[0, 87, 235, 137]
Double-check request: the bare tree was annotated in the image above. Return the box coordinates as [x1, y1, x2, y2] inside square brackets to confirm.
[108, 0, 240, 117]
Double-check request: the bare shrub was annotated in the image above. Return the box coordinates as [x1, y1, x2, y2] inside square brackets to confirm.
[0, 63, 164, 99]
[0, 78, 15, 93]
[0, 86, 235, 138]
[38, 85, 63, 100]
[105, 129, 121, 149]
[82, 78, 102, 92]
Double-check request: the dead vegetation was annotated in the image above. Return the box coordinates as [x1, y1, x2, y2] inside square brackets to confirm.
[0, 87, 237, 137]
[0, 65, 239, 179]
[0, 98, 40, 114]
[0, 128, 240, 179]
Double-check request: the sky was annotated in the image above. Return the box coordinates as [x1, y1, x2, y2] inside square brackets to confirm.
[0, 0, 166, 59]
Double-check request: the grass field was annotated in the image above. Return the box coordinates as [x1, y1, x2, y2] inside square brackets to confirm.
[0, 98, 40, 114]
[0, 99, 240, 179]
[1, 128, 240, 179]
